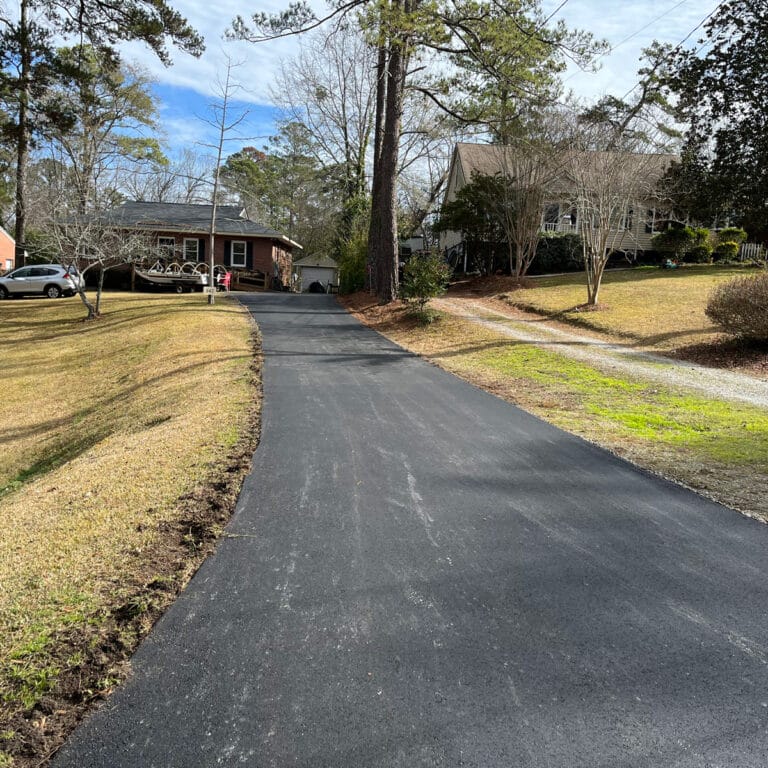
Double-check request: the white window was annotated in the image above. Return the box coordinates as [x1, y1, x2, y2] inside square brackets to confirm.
[645, 208, 669, 234]
[542, 203, 559, 231]
[158, 237, 175, 259]
[184, 238, 199, 261]
[231, 241, 246, 268]
[4, 259, 12, 271]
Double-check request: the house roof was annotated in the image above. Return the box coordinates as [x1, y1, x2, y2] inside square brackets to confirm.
[450, 142, 676, 196]
[293, 255, 338, 269]
[96, 202, 302, 249]
[453, 143, 516, 179]
[0, 224, 14, 244]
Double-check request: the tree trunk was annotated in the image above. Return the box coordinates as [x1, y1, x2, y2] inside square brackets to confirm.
[371, 14, 408, 304]
[95, 265, 105, 314]
[14, 0, 30, 267]
[77, 286, 98, 320]
[366, 42, 389, 295]
[585, 253, 603, 305]
[374, 41, 405, 303]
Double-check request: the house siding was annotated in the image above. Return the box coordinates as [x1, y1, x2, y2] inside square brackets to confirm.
[144, 230, 292, 280]
[440, 143, 675, 261]
[539, 200, 664, 255]
[96, 203, 301, 289]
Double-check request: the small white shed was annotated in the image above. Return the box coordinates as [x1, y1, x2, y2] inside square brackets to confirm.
[294, 255, 339, 293]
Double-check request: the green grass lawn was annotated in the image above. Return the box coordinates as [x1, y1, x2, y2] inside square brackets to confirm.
[0, 292, 257, 764]
[505, 265, 758, 350]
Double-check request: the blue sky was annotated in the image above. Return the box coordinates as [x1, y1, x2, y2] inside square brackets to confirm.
[121, 0, 722, 159]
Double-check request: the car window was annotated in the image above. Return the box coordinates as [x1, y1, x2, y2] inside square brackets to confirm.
[42, 268, 58, 276]
[11, 268, 31, 278]
[29, 268, 45, 277]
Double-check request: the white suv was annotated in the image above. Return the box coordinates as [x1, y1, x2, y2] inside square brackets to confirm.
[0, 264, 83, 299]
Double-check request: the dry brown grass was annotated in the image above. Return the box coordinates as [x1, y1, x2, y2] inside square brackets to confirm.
[494, 265, 757, 351]
[0, 292, 257, 763]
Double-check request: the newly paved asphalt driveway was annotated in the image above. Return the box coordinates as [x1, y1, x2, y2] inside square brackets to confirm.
[55, 293, 768, 767]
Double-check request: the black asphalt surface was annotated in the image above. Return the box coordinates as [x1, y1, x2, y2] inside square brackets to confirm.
[54, 293, 768, 767]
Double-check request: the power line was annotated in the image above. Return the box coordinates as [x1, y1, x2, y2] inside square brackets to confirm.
[604, 0, 691, 56]
[542, 0, 571, 27]
[562, 0, 692, 85]
[616, 0, 725, 102]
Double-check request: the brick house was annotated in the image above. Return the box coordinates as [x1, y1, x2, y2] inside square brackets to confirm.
[0, 225, 15, 273]
[98, 202, 301, 288]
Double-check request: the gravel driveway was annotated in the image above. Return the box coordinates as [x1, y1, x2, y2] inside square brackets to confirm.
[435, 297, 768, 409]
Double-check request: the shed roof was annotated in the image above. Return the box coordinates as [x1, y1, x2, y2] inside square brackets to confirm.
[293, 255, 339, 269]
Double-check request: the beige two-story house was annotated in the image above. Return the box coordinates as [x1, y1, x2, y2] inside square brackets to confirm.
[440, 142, 677, 271]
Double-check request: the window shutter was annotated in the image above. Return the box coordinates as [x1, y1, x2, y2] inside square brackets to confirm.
[246, 241, 253, 271]
[198, 238, 206, 261]
[223, 241, 231, 267]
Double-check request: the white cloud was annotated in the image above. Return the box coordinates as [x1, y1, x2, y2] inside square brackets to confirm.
[120, 0, 724, 159]
[127, 0, 722, 110]
[118, 0, 313, 105]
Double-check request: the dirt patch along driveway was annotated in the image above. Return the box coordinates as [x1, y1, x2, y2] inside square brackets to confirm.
[433, 296, 768, 410]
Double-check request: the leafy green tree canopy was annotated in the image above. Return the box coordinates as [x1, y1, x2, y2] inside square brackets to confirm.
[664, 0, 768, 233]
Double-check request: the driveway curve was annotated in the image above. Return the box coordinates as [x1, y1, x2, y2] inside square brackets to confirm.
[54, 293, 768, 767]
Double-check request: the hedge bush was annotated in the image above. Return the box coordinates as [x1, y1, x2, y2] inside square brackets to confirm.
[716, 227, 747, 246]
[712, 241, 740, 262]
[686, 245, 713, 263]
[400, 251, 452, 313]
[706, 272, 768, 340]
[532, 232, 583, 275]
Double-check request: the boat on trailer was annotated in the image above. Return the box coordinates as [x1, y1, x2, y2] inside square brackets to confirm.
[134, 260, 227, 293]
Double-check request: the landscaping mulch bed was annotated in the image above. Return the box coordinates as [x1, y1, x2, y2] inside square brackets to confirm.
[672, 339, 768, 379]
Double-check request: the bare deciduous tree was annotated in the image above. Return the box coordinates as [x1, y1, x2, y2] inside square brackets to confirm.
[122, 148, 214, 205]
[566, 124, 671, 305]
[199, 56, 250, 306]
[272, 25, 375, 203]
[38, 207, 152, 319]
[492, 133, 572, 279]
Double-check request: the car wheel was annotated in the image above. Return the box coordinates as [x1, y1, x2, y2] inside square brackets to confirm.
[44, 284, 62, 299]
[0, 286, 8, 299]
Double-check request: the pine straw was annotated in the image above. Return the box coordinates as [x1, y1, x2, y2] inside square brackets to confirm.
[0, 292, 260, 766]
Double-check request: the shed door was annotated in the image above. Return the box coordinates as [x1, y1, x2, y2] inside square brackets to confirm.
[301, 267, 334, 291]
